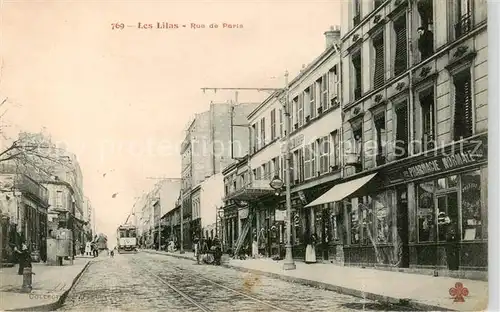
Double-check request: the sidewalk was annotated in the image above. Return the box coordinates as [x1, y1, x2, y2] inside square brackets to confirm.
[0, 256, 91, 311]
[144, 249, 488, 311]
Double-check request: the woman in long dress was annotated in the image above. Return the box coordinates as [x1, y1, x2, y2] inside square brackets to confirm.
[251, 234, 258, 258]
[305, 234, 317, 264]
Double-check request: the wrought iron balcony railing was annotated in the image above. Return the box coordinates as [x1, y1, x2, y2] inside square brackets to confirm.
[455, 12, 472, 39]
[353, 14, 361, 27]
[354, 86, 362, 100]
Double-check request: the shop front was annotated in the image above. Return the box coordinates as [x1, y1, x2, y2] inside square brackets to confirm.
[222, 204, 238, 251]
[383, 134, 488, 272]
[304, 134, 488, 273]
[293, 184, 344, 263]
[305, 173, 393, 266]
[253, 195, 285, 258]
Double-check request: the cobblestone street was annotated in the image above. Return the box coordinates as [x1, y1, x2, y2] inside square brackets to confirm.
[59, 252, 414, 311]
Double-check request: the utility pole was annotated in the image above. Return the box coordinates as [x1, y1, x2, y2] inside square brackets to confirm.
[180, 189, 185, 254]
[200, 71, 295, 270]
[282, 71, 296, 270]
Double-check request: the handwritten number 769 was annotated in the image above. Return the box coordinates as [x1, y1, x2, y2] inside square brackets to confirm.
[111, 23, 125, 30]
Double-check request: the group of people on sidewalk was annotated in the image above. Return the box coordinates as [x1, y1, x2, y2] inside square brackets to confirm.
[79, 241, 99, 257]
[194, 236, 222, 265]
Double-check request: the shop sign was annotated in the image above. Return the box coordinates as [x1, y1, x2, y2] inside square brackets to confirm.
[275, 209, 286, 221]
[289, 134, 304, 150]
[390, 144, 486, 182]
[239, 207, 249, 219]
[298, 191, 307, 204]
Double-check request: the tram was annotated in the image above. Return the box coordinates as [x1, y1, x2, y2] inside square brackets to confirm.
[116, 224, 138, 253]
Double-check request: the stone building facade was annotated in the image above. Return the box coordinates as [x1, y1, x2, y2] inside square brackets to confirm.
[333, 0, 488, 273]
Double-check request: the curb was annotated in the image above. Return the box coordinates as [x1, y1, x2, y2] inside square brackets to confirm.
[6, 260, 92, 312]
[142, 250, 196, 261]
[221, 263, 454, 312]
[146, 250, 453, 312]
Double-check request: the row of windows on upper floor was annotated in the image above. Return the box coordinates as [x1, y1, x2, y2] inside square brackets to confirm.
[347, 65, 477, 174]
[248, 1, 483, 155]
[350, 0, 478, 33]
[250, 65, 340, 153]
[225, 63, 480, 197]
[349, 0, 482, 104]
[224, 129, 342, 198]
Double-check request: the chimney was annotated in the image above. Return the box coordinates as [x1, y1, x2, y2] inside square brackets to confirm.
[324, 25, 341, 50]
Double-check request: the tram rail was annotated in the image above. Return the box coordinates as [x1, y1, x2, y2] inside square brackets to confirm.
[133, 258, 288, 312]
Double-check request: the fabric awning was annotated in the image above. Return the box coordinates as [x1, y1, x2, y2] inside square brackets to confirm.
[305, 173, 378, 208]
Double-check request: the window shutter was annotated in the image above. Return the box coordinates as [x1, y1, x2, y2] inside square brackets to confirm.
[322, 75, 328, 110]
[352, 52, 362, 99]
[374, 34, 385, 89]
[395, 102, 409, 158]
[271, 109, 276, 140]
[279, 108, 283, 137]
[454, 71, 473, 140]
[463, 76, 473, 136]
[304, 146, 311, 180]
[394, 16, 407, 76]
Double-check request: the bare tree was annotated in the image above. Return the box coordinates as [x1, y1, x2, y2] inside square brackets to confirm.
[0, 61, 71, 180]
[0, 132, 72, 181]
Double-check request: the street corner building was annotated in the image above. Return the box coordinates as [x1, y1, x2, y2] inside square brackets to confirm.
[0, 131, 93, 267]
[219, 0, 488, 279]
[0, 173, 49, 265]
[328, 0, 487, 275]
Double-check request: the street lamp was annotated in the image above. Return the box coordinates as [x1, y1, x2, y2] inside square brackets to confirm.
[281, 74, 296, 270]
[269, 175, 284, 196]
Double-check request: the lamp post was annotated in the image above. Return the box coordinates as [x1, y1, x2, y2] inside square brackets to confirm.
[281, 73, 296, 270]
[179, 189, 185, 254]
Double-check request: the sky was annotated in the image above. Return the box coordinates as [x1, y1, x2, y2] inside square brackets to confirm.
[0, 0, 341, 241]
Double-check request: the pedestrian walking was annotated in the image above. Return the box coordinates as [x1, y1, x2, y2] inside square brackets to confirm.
[15, 243, 32, 275]
[206, 237, 213, 251]
[305, 233, 317, 264]
[251, 234, 258, 259]
[213, 236, 222, 265]
[40, 236, 47, 263]
[439, 212, 460, 270]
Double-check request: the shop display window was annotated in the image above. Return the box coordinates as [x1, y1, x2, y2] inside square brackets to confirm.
[461, 170, 482, 240]
[360, 200, 374, 245]
[417, 170, 484, 243]
[346, 199, 360, 245]
[372, 192, 392, 243]
[417, 181, 436, 242]
[314, 206, 323, 242]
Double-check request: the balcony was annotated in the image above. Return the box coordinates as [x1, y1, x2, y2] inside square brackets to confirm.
[330, 97, 340, 109]
[224, 179, 274, 202]
[354, 86, 362, 101]
[345, 152, 363, 172]
[455, 13, 472, 39]
[16, 174, 49, 205]
[376, 154, 386, 166]
[422, 132, 436, 152]
[353, 14, 361, 27]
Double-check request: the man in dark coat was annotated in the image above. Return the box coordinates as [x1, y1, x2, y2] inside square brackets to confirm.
[417, 26, 434, 60]
[40, 236, 47, 263]
[15, 243, 32, 275]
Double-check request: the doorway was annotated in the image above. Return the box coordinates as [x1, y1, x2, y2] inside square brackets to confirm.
[397, 186, 410, 268]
